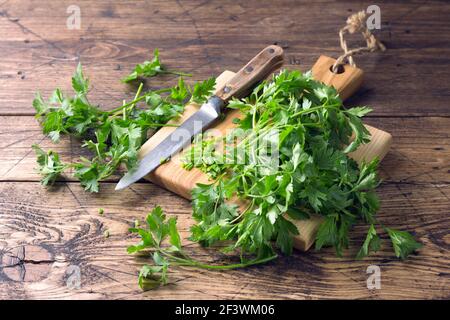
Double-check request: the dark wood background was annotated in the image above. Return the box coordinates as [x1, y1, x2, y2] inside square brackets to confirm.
[0, 0, 449, 299]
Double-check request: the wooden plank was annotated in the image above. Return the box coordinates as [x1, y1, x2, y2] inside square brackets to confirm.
[0, 181, 448, 299]
[0, 1, 450, 116]
[1, 116, 448, 184]
[1, 0, 450, 300]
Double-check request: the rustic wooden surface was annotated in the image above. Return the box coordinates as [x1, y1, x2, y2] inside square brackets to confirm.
[0, 0, 449, 300]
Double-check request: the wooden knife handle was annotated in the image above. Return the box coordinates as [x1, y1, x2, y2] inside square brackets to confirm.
[215, 45, 284, 102]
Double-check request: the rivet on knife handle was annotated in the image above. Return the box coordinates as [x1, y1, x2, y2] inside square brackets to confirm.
[216, 45, 284, 102]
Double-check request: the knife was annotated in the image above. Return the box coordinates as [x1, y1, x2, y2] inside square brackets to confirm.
[115, 45, 284, 190]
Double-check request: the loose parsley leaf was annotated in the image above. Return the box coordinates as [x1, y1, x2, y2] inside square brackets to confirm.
[168, 217, 182, 250]
[33, 92, 49, 116]
[138, 264, 166, 290]
[356, 224, 381, 259]
[386, 228, 422, 259]
[122, 48, 191, 83]
[72, 62, 89, 94]
[32, 144, 68, 186]
[346, 106, 373, 117]
[122, 49, 163, 83]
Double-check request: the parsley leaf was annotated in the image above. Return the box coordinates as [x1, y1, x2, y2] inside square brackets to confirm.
[32, 144, 68, 186]
[122, 48, 191, 83]
[356, 224, 381, 259]
[346, 106, 373, 117]
[343, 113, 372, 153]
[386, 228, 422, 259]
[72, 62, 89, 94]
[190, 77, 216, 104]
[170, 77, 188, 103]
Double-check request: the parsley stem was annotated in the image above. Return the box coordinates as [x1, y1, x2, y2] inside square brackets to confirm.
[106, 87, 173, 114]
[129, 82, 144, 114]
[145, 123, 180, 127]
[163, 251, 278, 270]
[161, 70, 192, 77]
[290, 103, 340, 118]
[122, 99, 126, 120]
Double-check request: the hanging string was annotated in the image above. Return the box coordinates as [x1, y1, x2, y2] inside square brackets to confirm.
[332, 10, 386, 73]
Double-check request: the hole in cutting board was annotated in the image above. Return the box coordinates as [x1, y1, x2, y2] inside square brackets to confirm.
[329, 64, 345, 74]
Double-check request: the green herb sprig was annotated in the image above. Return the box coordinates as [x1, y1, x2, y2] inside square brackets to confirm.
[32, 50, 215, 192]
[128, 206, 276, 290]
[122, 48, 192, 83]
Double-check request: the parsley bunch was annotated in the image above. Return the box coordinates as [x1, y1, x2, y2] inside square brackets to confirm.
[129, 70, 421, 290]
[182, 70, 421, 260]
[32, 50, 215, 192]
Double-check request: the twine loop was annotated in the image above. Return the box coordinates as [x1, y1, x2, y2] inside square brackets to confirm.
[332, 10, 386, 73]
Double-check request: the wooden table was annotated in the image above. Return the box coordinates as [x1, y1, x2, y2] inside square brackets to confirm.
[0, 0, 449, 300]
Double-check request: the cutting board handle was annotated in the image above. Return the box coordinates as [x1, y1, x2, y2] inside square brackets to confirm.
[311, 55, 364, 101]
[215, 45, 284, 102]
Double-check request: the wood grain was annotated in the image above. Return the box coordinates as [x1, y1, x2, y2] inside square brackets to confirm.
[0, 0, 449, 300]
[0, 181, 448, 299]
[1, 1, 449, 116]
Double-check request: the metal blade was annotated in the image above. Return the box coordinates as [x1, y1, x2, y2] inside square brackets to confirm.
[115, 96, 225, 190]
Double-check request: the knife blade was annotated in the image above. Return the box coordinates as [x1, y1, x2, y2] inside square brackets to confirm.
[115, 45, 284, 190]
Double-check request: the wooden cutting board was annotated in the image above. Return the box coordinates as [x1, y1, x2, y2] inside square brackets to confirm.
[139, 55, 392, 251]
